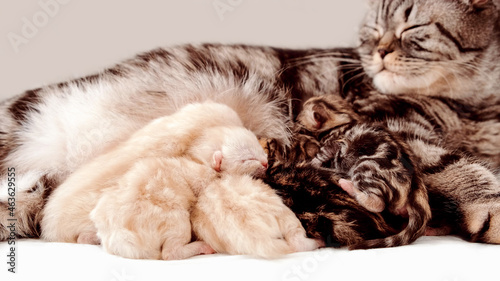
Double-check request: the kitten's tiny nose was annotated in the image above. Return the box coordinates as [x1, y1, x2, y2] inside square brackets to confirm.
[262, 162, 268, 169]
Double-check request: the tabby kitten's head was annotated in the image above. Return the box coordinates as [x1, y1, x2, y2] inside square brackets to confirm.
[358, 0, 500, 100]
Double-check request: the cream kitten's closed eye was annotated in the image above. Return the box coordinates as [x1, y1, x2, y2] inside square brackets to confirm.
[193, 125, 269, 177]
[219, 142, 269, 178]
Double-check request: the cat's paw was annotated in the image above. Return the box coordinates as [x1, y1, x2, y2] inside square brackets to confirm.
[77, 231, 101, 245]
[163, 241, 216, 260]
[197, 242, 216, 255]
[288, 235, 322, 253]
[352, 93, 394, 117]
[339, 179, 385, 213]
[425, 226, 452, 236]
[338, 179, 356, 197]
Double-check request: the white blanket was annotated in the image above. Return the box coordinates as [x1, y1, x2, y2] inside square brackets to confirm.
[1, 236, 499, 281]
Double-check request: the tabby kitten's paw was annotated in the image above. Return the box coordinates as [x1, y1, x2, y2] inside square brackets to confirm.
[338, 179, 385, 213]
[425, 226, 452, 236]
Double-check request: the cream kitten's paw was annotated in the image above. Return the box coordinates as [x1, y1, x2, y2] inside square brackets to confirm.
[286, 230, 322, 253]
[289, 236, 321, 253]
[338, 179, 385, 213]
[163, 241, 215, 260]
[76, 231, 101, 245]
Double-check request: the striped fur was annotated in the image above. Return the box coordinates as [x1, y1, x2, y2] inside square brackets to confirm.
[264, 157, 405, 248]
[359, 0, 500, 168]
[291, 94, 500, 247]
[359, 0, 500, 102]
[293, 95, 431, 249]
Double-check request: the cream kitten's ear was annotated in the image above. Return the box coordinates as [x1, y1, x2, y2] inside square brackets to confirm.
[212, 151, 223, 172]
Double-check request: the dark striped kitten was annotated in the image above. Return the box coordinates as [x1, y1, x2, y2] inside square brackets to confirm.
[299, 95, 500, 245]
[293, 95, 431, 249]
[264, 137, 407, 249]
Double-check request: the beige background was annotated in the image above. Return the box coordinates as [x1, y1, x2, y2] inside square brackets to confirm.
[0, 0, 368, 101]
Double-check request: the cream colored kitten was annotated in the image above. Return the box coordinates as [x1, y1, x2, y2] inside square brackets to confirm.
[41, 102, 245, 243]
[193, 174, 320, 258]
[93, 127, 318, 259]
[91, 156, 217, 260]
[92, 125, 270, 260]
[42, 102, 319, 259]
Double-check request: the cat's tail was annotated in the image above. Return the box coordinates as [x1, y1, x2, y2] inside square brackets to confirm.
[349, 180, 432, 250]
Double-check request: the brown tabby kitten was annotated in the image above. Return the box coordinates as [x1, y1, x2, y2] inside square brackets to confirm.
[264, 137, 407, 249]
[296, 95, 500, 245]
[290, 96, 431, 249]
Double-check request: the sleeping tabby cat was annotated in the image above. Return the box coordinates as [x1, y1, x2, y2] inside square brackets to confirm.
[1, 0, 499, 242]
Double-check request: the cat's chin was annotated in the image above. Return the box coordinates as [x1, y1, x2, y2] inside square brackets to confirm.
[373, 70, 472, 99]
[372, 71, 412, 95]
[372, 70, 439, 96]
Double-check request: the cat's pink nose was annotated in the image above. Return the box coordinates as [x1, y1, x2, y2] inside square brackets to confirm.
[262, 162, 268, 169]
[377, 47, 392, 59]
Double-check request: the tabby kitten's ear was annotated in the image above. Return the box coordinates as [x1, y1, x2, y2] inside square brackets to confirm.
[212, 151, 223, 172]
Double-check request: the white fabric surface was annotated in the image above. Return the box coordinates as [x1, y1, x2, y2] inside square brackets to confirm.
[1, 236, 499, 281]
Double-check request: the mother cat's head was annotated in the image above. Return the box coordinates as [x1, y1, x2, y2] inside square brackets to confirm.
[358, 0, 499, 100]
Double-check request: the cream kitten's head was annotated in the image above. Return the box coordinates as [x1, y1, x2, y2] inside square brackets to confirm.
[190, 126, 268, 178]
[297, 95, 357, 133]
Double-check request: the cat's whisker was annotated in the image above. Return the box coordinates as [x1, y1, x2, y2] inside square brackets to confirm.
[282, 57, 360, 72]
[447, 61, 494, 82]
[285, 51, 359, 63]
[340, 69, 367, 91]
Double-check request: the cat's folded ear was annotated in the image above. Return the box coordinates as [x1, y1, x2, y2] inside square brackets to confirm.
[463, 0, 495, 9]
[212, 151, 223, 172]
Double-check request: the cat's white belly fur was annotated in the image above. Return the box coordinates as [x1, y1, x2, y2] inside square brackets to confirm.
[2, 69, 290, 194]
